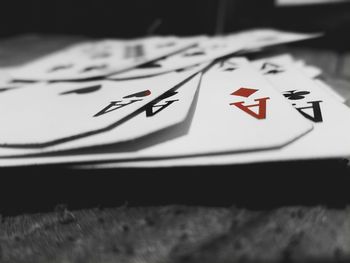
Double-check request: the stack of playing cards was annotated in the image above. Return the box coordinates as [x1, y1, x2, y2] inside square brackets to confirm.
[1, 28, 348, 169]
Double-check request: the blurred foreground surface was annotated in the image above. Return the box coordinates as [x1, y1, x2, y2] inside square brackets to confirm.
[1, 205, 349, 263]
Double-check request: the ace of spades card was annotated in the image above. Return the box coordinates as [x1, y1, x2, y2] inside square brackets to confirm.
[40, 72, 204, 154]
[0, 70, 205, 158]
[0, 64, 205, 149]
[8, 37, 197, 81]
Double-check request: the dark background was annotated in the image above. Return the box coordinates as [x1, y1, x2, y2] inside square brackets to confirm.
[0, 0, 350, 38]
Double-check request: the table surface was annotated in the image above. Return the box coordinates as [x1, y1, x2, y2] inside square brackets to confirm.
[0, 34, 349, 263]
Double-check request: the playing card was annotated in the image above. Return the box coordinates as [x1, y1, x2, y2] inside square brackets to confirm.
[8, 37, 197, 81]
[234, 29, 322, 53]
[0, 64, 204, 148]
[109, 29, 321, 80]
[0, 57, 313, 166]
[43, 72, 203, 152]
[0, 70, 205, 157]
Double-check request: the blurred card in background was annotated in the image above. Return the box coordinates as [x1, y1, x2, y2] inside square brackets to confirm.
[276, 0, 350, 6]
[8, 37, 197, 81]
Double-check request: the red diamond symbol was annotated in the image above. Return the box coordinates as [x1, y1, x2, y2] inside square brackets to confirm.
[231, 87, 258, 98]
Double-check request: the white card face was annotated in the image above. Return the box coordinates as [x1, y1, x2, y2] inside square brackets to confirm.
[0, 65, 204, 147]
[109, 30, 321, 80]
[8, 37, 196, 81]
[0, 72, 203, 157]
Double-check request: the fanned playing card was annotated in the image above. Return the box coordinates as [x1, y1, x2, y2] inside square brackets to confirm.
[234, 29, 322, 52]
[8, 37, 197, 81]
[40, 73, 203, 153]
[0, 64, 205, 148]
[0, 70, 205, 157]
